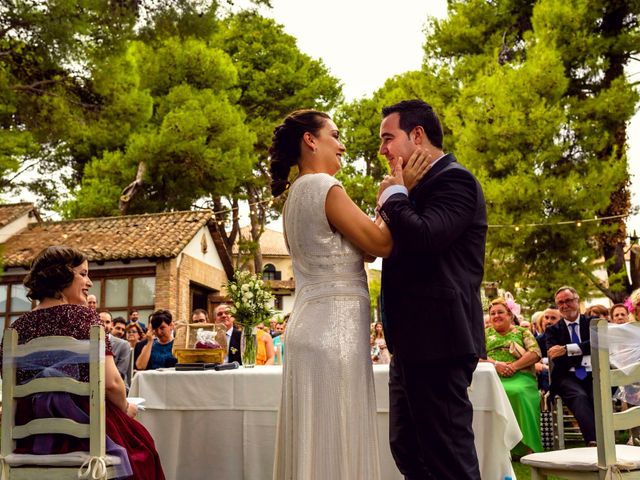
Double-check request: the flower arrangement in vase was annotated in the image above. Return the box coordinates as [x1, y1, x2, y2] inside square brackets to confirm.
[225, 269, 274, 367]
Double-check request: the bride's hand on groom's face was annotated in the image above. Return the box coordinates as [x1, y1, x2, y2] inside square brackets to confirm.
[403, 149, 432, 192]
[378, 157, 405, 200]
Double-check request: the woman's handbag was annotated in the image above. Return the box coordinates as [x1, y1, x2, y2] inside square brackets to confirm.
[540, 392, 555, 450]
[509, 341, 537, 375]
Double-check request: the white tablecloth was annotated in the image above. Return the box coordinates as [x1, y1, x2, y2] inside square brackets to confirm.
[130, 362, 521, 480]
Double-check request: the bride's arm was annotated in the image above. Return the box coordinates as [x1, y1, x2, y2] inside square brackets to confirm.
[325, 185, 392, 258]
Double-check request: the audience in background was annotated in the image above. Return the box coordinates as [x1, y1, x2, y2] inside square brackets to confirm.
[534, 306, 561, 393]
[191, 308, 208, 323]
[256, 327, 275, 365]
[371, 322, 391, 364]
[269, 318, 279, 338]
[128, 308, 147, 331]
[99, 309, 131, 387]
[530, 311, 544, 336]
[215, 304, 242, 364]
[610, 303, 630, 324]
[87, 294, 97, 310]
[546, 286, 596, 446]
[585, 304, 609, 321]
[134, 309, 177, 370]
[126, 323, 144, 349]
[630, 289, 640, 322]
[484, 297, 543, 455]
[273, 321, 286, 365]
[112, 317, 127, 339]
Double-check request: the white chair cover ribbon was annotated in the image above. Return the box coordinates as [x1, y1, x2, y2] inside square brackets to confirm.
[78, 456, 107, 479]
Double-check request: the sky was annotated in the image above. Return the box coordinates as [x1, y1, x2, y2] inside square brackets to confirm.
[250, 0, 640, 239]
[4, 0, 639, 238]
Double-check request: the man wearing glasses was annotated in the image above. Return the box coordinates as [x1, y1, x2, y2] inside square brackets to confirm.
[545, 286, 596, 446]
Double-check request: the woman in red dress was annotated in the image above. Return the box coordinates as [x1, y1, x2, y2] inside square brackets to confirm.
[0, 246, 165, 479]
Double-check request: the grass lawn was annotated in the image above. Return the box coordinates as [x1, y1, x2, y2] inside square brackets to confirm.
[512, 461, 563, 479]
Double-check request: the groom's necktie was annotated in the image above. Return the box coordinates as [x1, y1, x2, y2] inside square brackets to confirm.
[569, 322, 587, 380]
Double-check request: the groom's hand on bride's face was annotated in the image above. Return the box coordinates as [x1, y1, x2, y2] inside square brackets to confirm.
[403, 148, 432, 192]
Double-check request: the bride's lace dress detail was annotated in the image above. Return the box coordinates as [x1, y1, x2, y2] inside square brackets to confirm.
[273, 173, 381, 480]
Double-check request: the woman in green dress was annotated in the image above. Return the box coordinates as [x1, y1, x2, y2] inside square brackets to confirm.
[484, 297, 543, 454]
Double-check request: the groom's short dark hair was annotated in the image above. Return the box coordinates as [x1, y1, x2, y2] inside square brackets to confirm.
[382, 99, 443, 149]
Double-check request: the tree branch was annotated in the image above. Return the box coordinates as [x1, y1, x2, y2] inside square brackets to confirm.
[578, 262, 614, 300]
[119, 161, 146, 214]
[11, 84, 98, 109]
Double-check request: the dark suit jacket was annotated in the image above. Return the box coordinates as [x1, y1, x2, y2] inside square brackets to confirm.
[379, 153, 487, 362]
[228, 328, 242, 364]
[536, 332, 548, 359]
[545, 314, 593, 380]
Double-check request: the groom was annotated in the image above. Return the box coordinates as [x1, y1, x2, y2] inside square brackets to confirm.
[377, 99, 487, 480]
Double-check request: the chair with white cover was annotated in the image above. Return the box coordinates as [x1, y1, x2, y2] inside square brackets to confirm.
[1, 326, 122, 479]
[521, 318, 640, 479]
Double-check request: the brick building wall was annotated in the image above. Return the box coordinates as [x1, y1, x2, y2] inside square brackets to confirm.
[154, 258, 178, 315]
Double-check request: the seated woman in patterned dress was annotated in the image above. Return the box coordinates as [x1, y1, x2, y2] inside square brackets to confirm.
[482, 297, 543, 455]
[0, 246, 165, 479]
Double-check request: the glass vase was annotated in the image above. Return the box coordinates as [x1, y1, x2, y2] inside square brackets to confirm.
[241, 327, 258, 368]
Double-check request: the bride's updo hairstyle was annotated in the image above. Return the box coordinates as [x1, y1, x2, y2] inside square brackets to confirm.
[23, 246, 87, 301]
[269, 109, 331, 197]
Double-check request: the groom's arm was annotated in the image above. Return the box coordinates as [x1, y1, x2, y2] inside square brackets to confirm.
[378, 168, 479, 255]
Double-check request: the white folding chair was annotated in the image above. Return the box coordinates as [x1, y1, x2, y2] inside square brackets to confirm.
[521, 319, 640, 479]
[1, 326, 121, 479]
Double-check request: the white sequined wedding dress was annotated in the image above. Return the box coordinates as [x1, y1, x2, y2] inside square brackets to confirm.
[273, 173, 381, 480]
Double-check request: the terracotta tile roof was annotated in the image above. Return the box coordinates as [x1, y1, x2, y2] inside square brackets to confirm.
[0, 202, 39, 228]
[2, 210, 214, 268]
[233, 227, 289, 257]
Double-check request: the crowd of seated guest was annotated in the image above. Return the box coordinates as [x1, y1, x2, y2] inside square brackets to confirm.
[483, 285, 640, 449]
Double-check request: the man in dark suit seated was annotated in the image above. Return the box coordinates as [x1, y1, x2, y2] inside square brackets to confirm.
[214, 303, 242, 364]
[546, 286, 596, 445]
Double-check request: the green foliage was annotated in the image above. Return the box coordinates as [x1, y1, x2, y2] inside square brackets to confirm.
[0, 0, 138, 202]
[346, 0, 639, 307]
[367, 269, 382, 321]
[62, 15, 255, 216]
[209, 10, 342, 269]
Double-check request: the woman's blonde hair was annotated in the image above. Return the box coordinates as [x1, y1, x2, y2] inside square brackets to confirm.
[489, 297, 515, 318]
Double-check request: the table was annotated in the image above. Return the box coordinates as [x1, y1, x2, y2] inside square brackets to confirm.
[130, 362, 522, 479]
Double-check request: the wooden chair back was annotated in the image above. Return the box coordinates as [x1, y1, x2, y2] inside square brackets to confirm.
[1, 326, 106, 476]
[591, 318, 640, 469]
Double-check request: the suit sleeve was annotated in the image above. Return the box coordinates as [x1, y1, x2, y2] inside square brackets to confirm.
[379, 168, 479, 256]
[545, 324, 569, 372]
[114, 341, 131, 381]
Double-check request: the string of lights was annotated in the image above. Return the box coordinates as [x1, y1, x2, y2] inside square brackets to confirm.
[202, 200, 633, 232]
[487, 213, 631, 230]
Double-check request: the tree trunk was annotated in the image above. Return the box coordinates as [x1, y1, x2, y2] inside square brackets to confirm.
[247, 187, 265, 275]
[119, 161, 146, 215]
[630, 244, 640, 292]
[597, 0, 633, 302]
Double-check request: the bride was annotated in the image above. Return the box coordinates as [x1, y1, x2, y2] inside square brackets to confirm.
[269, 109, 428, 479]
